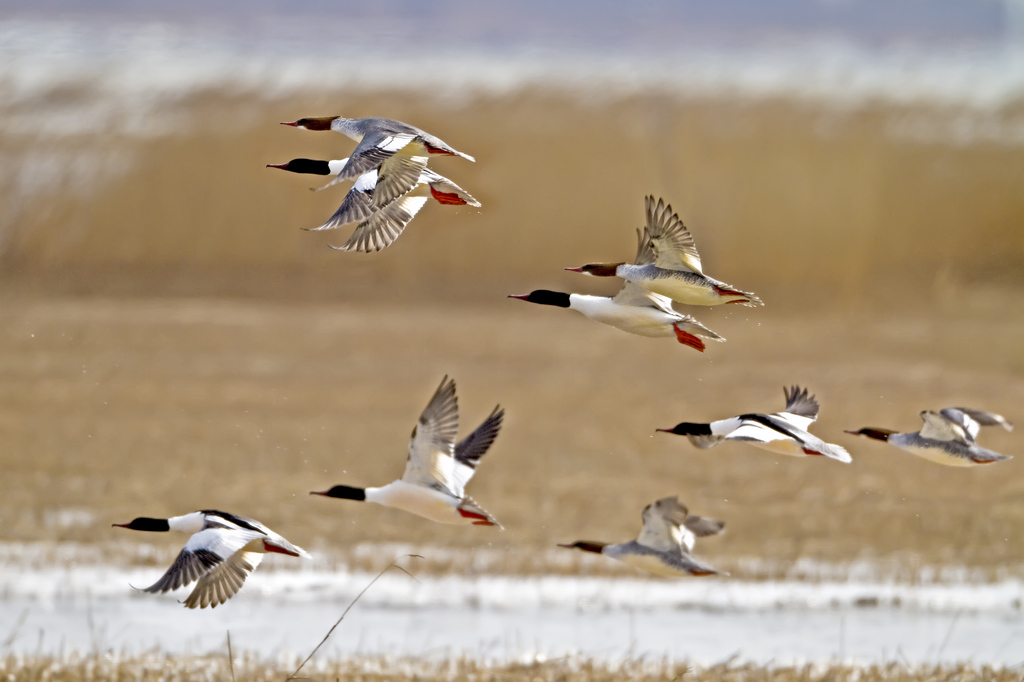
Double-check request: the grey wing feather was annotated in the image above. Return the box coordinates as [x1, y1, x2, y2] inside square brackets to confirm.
[183, 550, 263, 609]
[783, 385, 820, 421]
[634, 226, 656, 266]
[684, 514, 726, 538]
[306, 187, 376, 232]
[455, 406, 504, 469]
[645, 195, 703, 273]
[143, 548, 221, 594]
[329, 196, 427, 253]
[948, 407, 1013, 435]
[373, 156, 428, 207]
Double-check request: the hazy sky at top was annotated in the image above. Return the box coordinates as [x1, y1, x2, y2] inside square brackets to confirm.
[0, 0, 1009, 49]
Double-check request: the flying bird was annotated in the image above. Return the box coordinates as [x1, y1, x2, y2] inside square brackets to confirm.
[509, 230, 723, 352]
[113, 510, 310, 609]
[567, 196, 762, 307]
[657, 385, 851, 463]
[267, 157, 479, 252]
[311, 376, 503, 527]
[280, 116, 474, 208]
[846, 407, 1013, 466]
[559, 496, 725, 577]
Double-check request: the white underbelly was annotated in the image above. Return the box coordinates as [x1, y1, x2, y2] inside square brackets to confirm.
[579, 306, 674, 338]
[370, 483, 467, 524]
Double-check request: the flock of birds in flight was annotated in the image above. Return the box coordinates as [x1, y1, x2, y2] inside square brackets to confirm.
[113, 115, 1015, 608]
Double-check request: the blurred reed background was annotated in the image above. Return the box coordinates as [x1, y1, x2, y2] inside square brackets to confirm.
[1, 0, 1023, 577]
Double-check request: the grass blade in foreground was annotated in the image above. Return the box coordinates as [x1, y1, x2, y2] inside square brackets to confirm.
[285, 554, 423, 682]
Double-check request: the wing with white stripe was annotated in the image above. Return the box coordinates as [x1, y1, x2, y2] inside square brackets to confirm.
[142, 527, 263, 594]
[306, 180, 377, 232]
[336, 131, 417, 180]
[401, 376, 459, 493]
[329, 196, 427, 253]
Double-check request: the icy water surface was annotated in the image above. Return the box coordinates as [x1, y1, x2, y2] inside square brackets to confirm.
[3, 596, 1023, 665]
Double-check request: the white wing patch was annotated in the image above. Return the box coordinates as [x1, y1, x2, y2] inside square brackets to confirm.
[378, 133, 416, 153]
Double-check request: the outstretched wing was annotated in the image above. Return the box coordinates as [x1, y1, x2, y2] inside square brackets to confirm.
[645, 195, 703, 273]
[684, 514, 726, 538]
[306, 173, 378, 232]
[401, 376, 459, 494]
[943, 407, 1013, 441]
[329, 196, 428, 253]
[636, 496, 688, 552]
[182, 548, 264, 609]
[336, 130, 417, 181]
[450, 406, 504, 497]
[142, 527, 262, 595]
[777, 385, 820, 431]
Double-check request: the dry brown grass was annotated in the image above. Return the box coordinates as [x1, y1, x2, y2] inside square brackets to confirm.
[1, 89, 1023, 301]
[1, 652, 1020, 682]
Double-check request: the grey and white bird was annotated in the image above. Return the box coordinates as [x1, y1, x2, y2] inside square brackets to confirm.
[311, 376, 503, 528]
[113, 510, 310, 609]
[559, 496, 725, 578]
[280, 116, 474, 209]
[657, 386, 852, 463]
[267, 157, 480, 252]
[509, 229, 724, 352]
[846, 407, 1013, 466]
[567, 196, 763, 307]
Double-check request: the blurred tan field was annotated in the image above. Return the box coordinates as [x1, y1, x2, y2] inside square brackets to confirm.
[1, 89, 1023, 578]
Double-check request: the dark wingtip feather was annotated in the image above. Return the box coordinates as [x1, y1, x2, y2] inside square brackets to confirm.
[782, 385, 820, 419]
